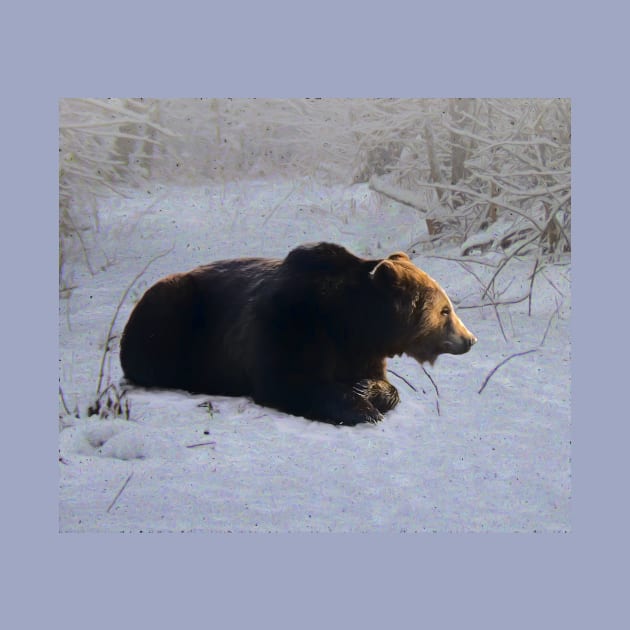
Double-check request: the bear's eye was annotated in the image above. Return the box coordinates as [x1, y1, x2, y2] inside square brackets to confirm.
[441, 306, 451, 317]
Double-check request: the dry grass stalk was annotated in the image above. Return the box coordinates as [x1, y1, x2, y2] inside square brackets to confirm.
[106, 473, 134, 513]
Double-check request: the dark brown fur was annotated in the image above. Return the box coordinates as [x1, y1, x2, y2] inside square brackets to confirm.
[120, 242, 476, 425]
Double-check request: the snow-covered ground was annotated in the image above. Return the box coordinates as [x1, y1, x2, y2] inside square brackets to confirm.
[58, 179, 571, 533]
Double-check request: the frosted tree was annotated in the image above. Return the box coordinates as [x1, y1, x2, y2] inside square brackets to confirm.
[367, 98, 570, 258]
[60, 98, 570, 295]
[59, 98, 176, 292]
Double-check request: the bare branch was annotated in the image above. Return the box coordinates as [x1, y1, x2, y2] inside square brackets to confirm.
[478, 349, 539, 394]
[539, 299, 562, 347]
[107, 473, 134, 513]
[528, 258, 539, 316]
[454, 260, 508, 342]
[368, 175, 428, 213]
[481, 232, 543, 300]
[387, 369, 418, 392]
[77, 98, 178, 136]
[59, 385, 72, 416]
[422, 366, 440, 397]
[424, 254, 497, 267]
[442, 120, 560, 149]
[458, 294, 531, 310]
[422, 367, 441, 416]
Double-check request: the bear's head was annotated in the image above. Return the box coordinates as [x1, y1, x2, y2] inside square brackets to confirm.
[370, 252, 477, 365]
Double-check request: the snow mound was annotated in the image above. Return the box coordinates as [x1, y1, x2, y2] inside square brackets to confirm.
[61, 418, 188, 462]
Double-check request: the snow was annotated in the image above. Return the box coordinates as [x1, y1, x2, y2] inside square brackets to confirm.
[58, 178, 571, 533]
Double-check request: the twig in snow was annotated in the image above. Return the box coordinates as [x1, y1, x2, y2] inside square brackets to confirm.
[458, 293, 531, 310]
[454, 260, 508, 342]
[261, 182, 299, 226]
[477, 349, 539, 394]
[422, 367, 441, 416]
[422, 367, 440, 397]
[59, 385, 72, 416]
[387, 369, 418, 392]
[481, 232, 542, 300]
[186, 441, 217, 449]
[63, 210, 96, 276]
[528, 257, 539, 316]
[539, 298, 562, 347]
[387, 368, 440, 415]
[106, 472, 133, 513]
[540, 269, 566, 297]
[424, 253, 497, 267]
[477, 294, 562, 394]
[368, 175, 428, 213]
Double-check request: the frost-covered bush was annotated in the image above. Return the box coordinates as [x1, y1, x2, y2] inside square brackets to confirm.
[59, 98, 570, 294]
[59, 98, 176, 292]
[151, 98, 570, 259]
[367, 99, 571, 258]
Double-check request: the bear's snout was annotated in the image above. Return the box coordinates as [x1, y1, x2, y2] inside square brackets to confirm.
[445, 334, 476, 355]
[458, 331, 477, 353]
[449, 312, 476, 354]
[440, 325, 477, 356]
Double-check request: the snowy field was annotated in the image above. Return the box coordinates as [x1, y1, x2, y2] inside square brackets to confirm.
[58, 178, 571, 533]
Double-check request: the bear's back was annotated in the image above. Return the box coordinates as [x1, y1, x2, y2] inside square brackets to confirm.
[120, 257, 282, 394]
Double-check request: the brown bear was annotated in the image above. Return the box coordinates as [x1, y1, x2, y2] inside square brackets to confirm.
[120, 242, 476, 425]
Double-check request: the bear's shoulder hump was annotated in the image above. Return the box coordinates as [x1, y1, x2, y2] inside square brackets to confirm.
[283, 242, 360, 273]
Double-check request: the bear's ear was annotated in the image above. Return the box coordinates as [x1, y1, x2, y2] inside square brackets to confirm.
[369, 259, 400, 287]
[387, 251, 410, 262]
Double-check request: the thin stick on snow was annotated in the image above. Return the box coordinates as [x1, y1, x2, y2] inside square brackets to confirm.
[387, 369, 418, 392]
[422, 367, 441, 416]
[481, 232, 542, 300]
[453, 260, 508, 342]
[261, 182, 299, 226]
[477, 349, 538, 394]
[528, 257, 539, 316]
[186, 441, 217, 448]
[388, 368, 441, 415]
[458, 293, 531, 310]
[422, 367, 440, 397]
[63, 209, 96, 276]
[106, 473, 133, 513]
[424, 254, 497, 267]
[477, 296, 561, 395]
[540, 269, 566, 297]
[368, 176, 428, 213]
[539, 299, 562, 348]
[59, 385, 72, 416]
